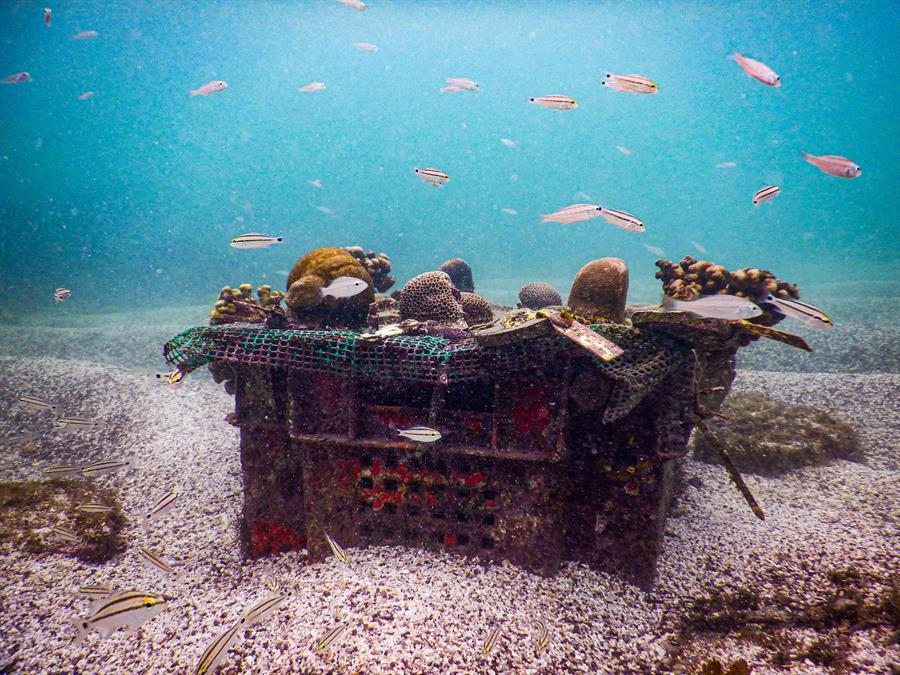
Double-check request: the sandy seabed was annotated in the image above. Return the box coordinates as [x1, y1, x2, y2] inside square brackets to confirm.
[0, 319, 897, 674]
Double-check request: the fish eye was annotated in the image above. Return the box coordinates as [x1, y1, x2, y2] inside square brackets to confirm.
[144, 599, 155, 607]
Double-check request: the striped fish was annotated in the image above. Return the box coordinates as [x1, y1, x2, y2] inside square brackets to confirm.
[762, 294, 833, 330]
[599, 207, 646, 232]
[230, 233, 284, 250]
[43, 465, 83, 478]
[324, 532, 350, 564]
[54, 287, 72, 302]
[80, 460, 130, 478]
[3, 429, 37, 445]
[241, 594, 285, 626]
[19, 395, 57, 413]
[414, 167, 450, 188]
[49, 526, 81, 544]
[74, 590, 168, 645]
[77, 584, 113, 598]
[535, 620, 550, 653]
[482, 626, 502, 654]
[137, 548, 183, 580]
[529, 94, 577, 110]
[77, 503, 114, 514]
[542, 203, 602, 225]
[194, 621, 245, 675]
[156, 369, 185, 386]
[315, 623, 347, 652]
[752, 185, 781, 205]
[56, 416, 98, 431]
[144, 490, 178, 522]
[602, 73, 659, 94]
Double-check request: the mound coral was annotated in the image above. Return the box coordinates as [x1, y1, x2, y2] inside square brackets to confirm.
[438, 258, 475, 293]
[209, 283, 285, 325]
[460, 292, 493, 326]
[566, 258, 629, 323]
[655, 257, 800, 326]
[399, 271, 466, 327]
[518, 282, 562, 310]
[286, 247, 374, 327]
[692, 391, 861, 475]
[345, 246, 395, 293]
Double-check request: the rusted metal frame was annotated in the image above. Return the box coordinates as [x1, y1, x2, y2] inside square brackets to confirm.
[551, 356, 573, 461]
[288, 432, 556, 463]
[490, 380, 502, 451]
[428, 379, 446, 427]
[347, 374, 360, 439]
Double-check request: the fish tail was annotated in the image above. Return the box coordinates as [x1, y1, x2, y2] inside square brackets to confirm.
[189, 89, 198, 96]
[660, 295, 677, 311]
[72, 616, 88, 646]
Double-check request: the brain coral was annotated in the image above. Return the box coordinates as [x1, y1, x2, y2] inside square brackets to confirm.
[518, 282, 562, 310]
[438, 258, 475, 293]
[285, 247, 374, 327]
[566, 258, 629, 323]
[399, 271, 466, 327]
[459, 292, 493, 326]
[692, 391, 861, 475]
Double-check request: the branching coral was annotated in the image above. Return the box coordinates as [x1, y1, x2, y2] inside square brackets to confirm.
[209, 284, 285, 325]
[345, 246, 395, 293]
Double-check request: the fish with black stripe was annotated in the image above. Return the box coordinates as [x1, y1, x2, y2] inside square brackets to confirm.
[73, 590, 168, 645]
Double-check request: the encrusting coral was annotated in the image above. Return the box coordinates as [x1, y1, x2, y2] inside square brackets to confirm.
[566, 258, 629, 323]
[439, 258, 475, 293]
[518, 282, 562, 310]
[344, 246, 395, 293]
[286, 247, 374, 327]
[399, 271, 466, 327]
[655, 257, 800, 326]
[209, 284, 285, 325]
[692, 391, 861, 475]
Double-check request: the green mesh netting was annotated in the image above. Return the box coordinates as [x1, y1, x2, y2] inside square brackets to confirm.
[163, 323, 692, 422]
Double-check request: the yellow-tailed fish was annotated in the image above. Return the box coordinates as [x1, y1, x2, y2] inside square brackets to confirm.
[752, 185, 781, 205]
[661, 294, 762, 321]
[414, 168, 449, 188]
[19, 395, 57, 413]
[49, 526, 81, 545]
[529, 94, 577, 110]
[56, 416, 98, 431]
[598, 207, 646, 232]
[194, 620, 245, 675]
[43, 465, 82, 478]
[80, 460, 131, 478]
[535, 620, 550, 653]
[74, 590, 168, 646]
[541, 203, 602, 225]
[137, 548, 183, 581]
[77, 503, 114, 514]
[315, 623, 347, 652]
[77, 585, 112, 598]
[240, 594, 285, 626]
[324, 532, 350, 564]
[482, 626, 502, 654]
[602, 73, 659, 94]
[396, 425, 442, 443]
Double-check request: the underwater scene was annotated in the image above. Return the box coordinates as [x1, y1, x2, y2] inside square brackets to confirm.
[1, 1, 898, 673]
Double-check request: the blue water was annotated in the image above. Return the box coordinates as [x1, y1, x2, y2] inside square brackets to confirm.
[1, 0, 898, 313]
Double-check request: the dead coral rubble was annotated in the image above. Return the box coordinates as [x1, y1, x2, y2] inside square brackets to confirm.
[209, 283, 285, 325]
[692, 391, 861, 475]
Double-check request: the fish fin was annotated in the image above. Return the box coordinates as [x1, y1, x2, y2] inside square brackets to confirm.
[660, 295, 676, 311]
[189, 90, 198, 96]
[72, 616, 89, 646]
[800, 151, 813, 161]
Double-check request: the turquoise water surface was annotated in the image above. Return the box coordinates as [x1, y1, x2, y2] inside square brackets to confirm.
[1, 0, 898, 312]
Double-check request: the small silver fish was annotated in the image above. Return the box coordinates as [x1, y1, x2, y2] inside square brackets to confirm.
[230, 233, 283, 249]
[500, 208, 518, 216]
[359, 324, 404, 339]
[48, 526, 81, 545]
[298, 81, 326, 93]
[616, 145, 632, 156]
[530, 94, 577, 110]
[542, 203, 602, 224]
[752, 185, 781, 205]
[44, 8, 52, 27]
[321, 276, 368, 299]
[43, 465, 83, 478]
[19, 395, 57, 413]
[191, 80, 228, 96]
[241, 594, 285, 626]
[802, 152, 861, 179]
[761, 294, 833, 329]
[194, 621, 244, 675]
[315, 623, 347, 652]
[445, 77, 479, 91]
[715, 161, 737, 169]
[691, 240, 708, 254]
[482, 626, 502, 654]
[78, 91, 94, 100]
[643, 244, 666, 256]
[661, 294, 762, 320]
[54, 287, 72, 302]
[353, 42, 378, 52]
[338, 0, 367, 10]
[324, 532, 350, 564]
[144, 490, 178, 522]
[733, 52, 780, 87]
[415, 167, 449, 187]
[1, 72, 31, 84]
[56, 416, 98, 431]
[602, 73, 658, 94]
[78, 503, 114, 514]
[74, 590, 168, 646]
[80, 460, 131, 478]
[500, 138, 517, 148]
[397, 426, 442, 443]
[137, 548, 183, 581]
[599, 207, 645, 232]
[72, 30, 98, 40]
